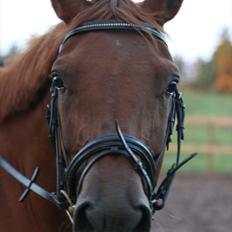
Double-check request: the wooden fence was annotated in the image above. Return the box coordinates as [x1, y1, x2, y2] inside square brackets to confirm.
[169, 116, 232, 172]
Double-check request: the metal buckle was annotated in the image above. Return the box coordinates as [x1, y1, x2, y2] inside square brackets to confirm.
[60, 190, 75, 224]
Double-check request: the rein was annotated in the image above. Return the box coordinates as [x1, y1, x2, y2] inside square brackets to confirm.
[0, 20, 197, 224]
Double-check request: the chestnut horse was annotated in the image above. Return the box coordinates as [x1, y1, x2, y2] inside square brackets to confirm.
[0, 0, 196, 231]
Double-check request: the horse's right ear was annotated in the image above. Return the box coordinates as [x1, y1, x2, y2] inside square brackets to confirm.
[51, 0, 90, 23]
[141, 0, 184, 26]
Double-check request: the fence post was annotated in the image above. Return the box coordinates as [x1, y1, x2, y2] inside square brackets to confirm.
[207, 123, 216, 173]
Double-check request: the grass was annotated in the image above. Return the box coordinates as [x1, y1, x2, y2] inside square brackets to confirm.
[183, 91, 232, 116]
[172, 125, 232, 145]
[162, 153, 209, 173]
[214, 155, 232, 173]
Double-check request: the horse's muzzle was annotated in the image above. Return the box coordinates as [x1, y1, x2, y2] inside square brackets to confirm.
[73, 190, 151, 232]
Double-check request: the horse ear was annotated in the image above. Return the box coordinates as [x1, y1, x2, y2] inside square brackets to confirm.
[51, 0, 90, 23]
[141, 0, 184, 26]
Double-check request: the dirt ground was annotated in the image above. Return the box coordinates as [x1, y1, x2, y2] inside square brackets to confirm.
[152, 174, 232, 232]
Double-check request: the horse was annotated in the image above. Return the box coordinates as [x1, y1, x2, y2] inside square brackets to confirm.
[0, 0, 196, 231]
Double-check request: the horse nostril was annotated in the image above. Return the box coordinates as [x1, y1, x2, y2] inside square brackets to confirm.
[74, 201, 151, 232]
[74, 202, 94, 232]
[134, 206, 151, 232]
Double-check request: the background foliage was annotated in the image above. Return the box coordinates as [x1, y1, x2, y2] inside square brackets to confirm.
[178, 29, 232, 93]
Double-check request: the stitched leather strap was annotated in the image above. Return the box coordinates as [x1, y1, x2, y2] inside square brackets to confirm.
[59, 20, 167, 52]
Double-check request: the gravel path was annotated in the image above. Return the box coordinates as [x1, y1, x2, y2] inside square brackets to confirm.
[152, 174, 232, 232]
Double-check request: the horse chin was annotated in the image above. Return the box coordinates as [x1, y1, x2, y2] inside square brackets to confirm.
[72, 155, 151, 232]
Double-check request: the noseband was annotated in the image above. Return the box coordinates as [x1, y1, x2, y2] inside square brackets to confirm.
[0, 20, 197, 223]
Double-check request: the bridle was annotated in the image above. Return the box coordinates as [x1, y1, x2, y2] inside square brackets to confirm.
[0, 20, 197, 224]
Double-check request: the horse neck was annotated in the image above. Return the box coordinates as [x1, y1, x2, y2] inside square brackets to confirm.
[0, 92, 53, 171]
[0, 24, 70, 231]
[0, 93, 66, 230]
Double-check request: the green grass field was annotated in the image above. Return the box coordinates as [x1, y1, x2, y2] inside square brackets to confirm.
[162, 90, 232, 174]
[184, 91, 232, 116]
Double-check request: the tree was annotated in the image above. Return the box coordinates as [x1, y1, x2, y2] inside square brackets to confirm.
[190, 28, 232, 93]
[214, 29, 232, 93]
[192, 58, 215, 90]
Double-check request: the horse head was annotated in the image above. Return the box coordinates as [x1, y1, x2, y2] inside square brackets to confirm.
[49, 0, 184, 231]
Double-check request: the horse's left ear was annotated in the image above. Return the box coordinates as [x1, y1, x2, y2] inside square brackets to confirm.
[141, 0, 184, 26]
[51, 0, 90, 23]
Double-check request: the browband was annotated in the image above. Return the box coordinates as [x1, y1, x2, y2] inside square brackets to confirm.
[59, 20, 167, 52]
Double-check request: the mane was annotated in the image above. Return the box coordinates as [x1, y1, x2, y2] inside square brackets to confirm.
[0, 0, 160, 122]
[0, 24, 67, 122]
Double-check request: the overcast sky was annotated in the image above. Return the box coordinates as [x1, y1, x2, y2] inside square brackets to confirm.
[0, 0, 231, 62]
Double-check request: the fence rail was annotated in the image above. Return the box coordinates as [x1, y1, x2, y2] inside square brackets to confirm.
[169, 116, 232, 172]
[185, 116, 232, 128]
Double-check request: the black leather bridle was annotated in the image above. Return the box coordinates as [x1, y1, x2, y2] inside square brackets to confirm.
[0, 20, 197, 224]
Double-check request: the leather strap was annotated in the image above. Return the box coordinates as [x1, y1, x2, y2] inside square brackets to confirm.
[59, 20, 167, 52]
[0, 155, 66, 208]
[66, 133, 156, 202]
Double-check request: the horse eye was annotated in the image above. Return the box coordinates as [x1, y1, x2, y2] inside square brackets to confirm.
[53, 76, 65, 90]
[166, 80, 177, 96]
